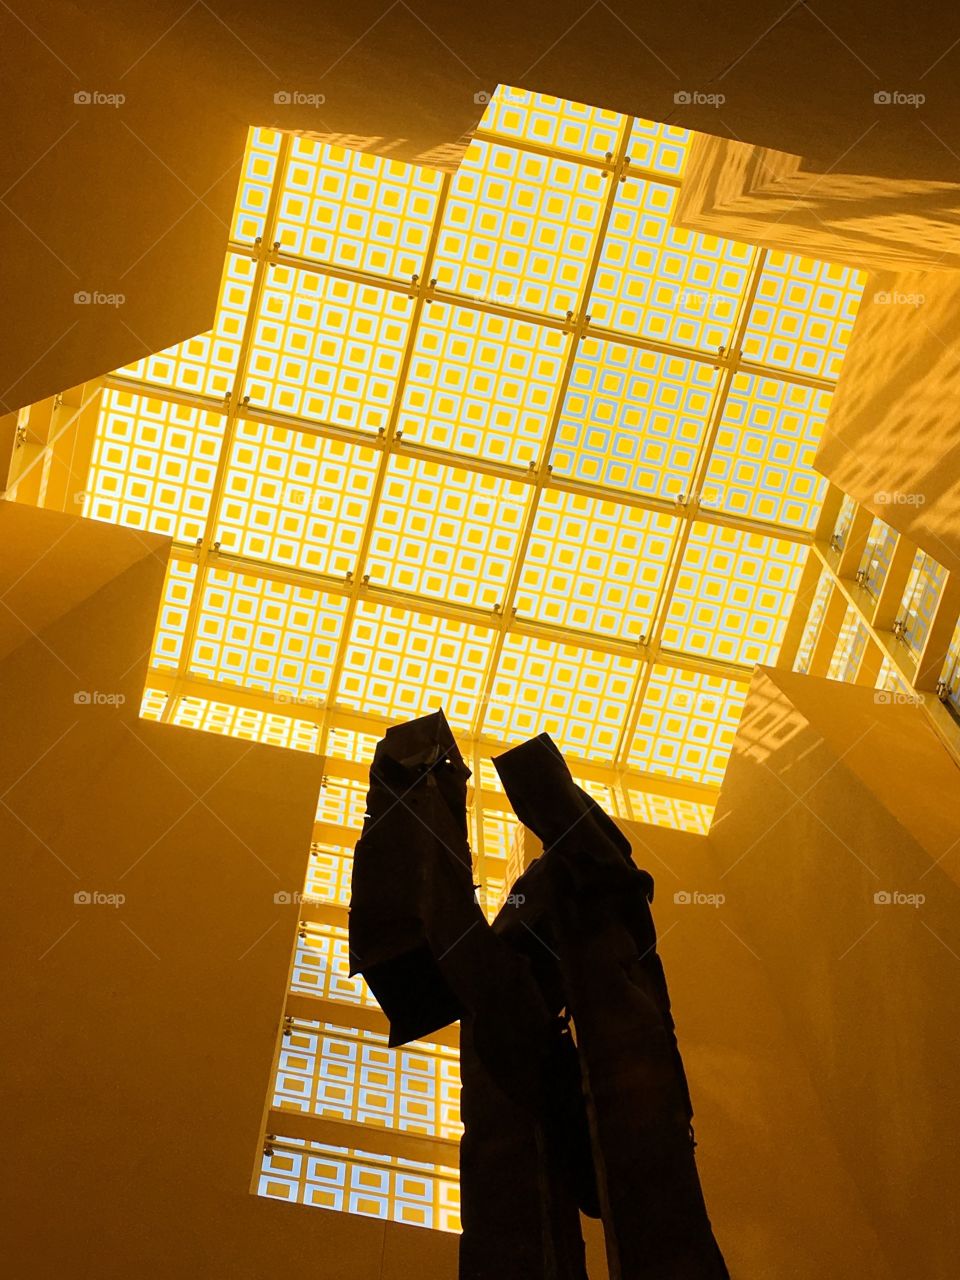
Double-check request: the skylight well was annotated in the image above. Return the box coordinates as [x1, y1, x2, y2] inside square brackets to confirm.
[80, 86, 864, 815]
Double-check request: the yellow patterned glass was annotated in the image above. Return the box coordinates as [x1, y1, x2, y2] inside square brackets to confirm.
[150, 557, 197, 672]
[245, 265, 413, 429]
[550, 338, 719, 498]
[339, 602, 495, 730]
[116, 253, 255, 399]
[216, 420, 380, 578]
[626, 790, 715, 835]
[477, 85, 624, 160]
[485, 633, 637, 758]
[258, 1141, 460, 1232]
[276, 136, 443, 280]
[629, 665, 749, 786]
[705, 375, 831, 530]
[590, 177, 754, 346]
[515, 489, 676, 640]
[84, 389, 225, 543]
[188, 568, 347, 701]
[628, 117, 691, 178]
[171, 695, 321, 752]
[742, 252, 864, 380]
[231, 126, 283, 243]
[434, 140, 606, 315]
[399, 302, 568, 466]
[366, 455, 529, 609]
[663, 524, 806, 666]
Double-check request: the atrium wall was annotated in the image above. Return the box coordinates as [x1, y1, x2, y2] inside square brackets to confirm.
[0, 503, 455, 1278]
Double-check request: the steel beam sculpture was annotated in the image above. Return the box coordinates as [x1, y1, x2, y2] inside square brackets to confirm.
[349, 711, 728, 1279]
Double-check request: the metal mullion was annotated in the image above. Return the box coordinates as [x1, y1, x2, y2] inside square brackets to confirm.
[472, 128, 684, 189]
[250, 247, 421, 298]
[100, 373, 228, 417]
[653, 647, 756, 684]
[468, 117, 635, 743]
[204, 548, 351, 601]
[393, 437, 535, 487]
[810, 540, 917, 684]
[778, 546, 824, 671]
[315, 172, 454, 756]
[540, 469, 812, 545]
[914, 570, 960, 691]
[578, 321, 724, 369]
[687, 246, 767, 506]
[734, 357, 835, 394]
[612, 521, 690, 767]
[159, 133, 293, 724]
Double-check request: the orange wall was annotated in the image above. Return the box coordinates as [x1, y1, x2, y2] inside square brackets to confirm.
[0, 505, 457, 1278]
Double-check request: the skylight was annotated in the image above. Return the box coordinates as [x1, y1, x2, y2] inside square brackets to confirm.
[79, 85, 865, 807]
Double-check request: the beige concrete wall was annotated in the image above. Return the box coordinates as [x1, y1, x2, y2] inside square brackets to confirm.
[587, 820, 891, 1278]
[709, 666, 960, 1278]
[0, 504, 457, 1278]
[816, 268, 960, 575]
[675, 133, 960, 271]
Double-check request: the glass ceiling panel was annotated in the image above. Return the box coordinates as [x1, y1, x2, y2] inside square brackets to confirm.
[151, 558, 197, 672]
[188, 568, 347, 701]
[232, 126, 282, 244]
[484, 633, 637, 759]
[514, 489, 676, 640]
[246, 266, 414, 429]
[433, 140, 607, 314]
[477, 86, 624, 159]
[550, 337, 719, 498]
[216, 420, 379, 578]
[627, 117, 691, 178]
[276, 135, 444, 279]
[663, 523, 807, 666]
[590, 176, 755, 347]
[741, 251, 863, 380]
[83, 388, 225, 543]
[171, 694, 321, 753]
[398, 302, 567, 466]
[704, 374, 831, 531]
[338, 601, 495, 731]
[366, 455, 529, 610]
